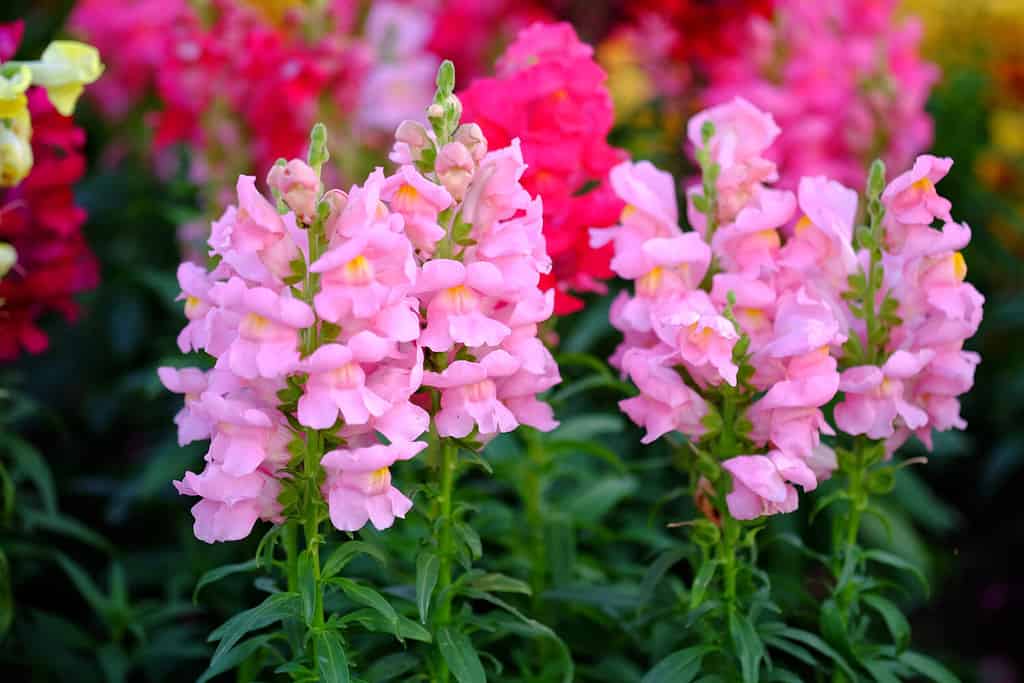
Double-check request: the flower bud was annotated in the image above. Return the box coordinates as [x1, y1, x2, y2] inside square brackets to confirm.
[0, 242, 16, 278]
[0, 126, 33, 187]
[267, 159, 319, 222]
[321, 188, 348, 237]
[435, 142, 475, 200]
[453, 123, 487, 163]
[392, 120, 433, 164]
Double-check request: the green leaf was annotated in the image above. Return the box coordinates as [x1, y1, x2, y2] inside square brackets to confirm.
[416, 552, 439, 624]
[208, 592, 301, 670]
[690, 560, 718, 609]
[897, 651, 960, 683]
[565, 476, 637, 524]
[640, 547, 692, 604]
[819, 599, 855, 662]
[299, 551, 316, 625]
[466, 573, 531, 596]
[332, 578, 398, 632]
[341, 608, 432, 642]
[437, 626, 486, 683]
[862, 659, 901, 683]
[197, 634, 274, 683]
[776, 628, 856, 680]
[313, 630, 350, 683]
[454, 522, 482, 561]
[321, 540, 387, 580]
[22, 508, 111, 551]
[763, 636, 816, 668]
[1, 435, 57, 515]
[763, 670, 804, 683]
[862, 594, 910, 652]
[56, 555, 109, 616]
[193, 559, 259, 604]
[730, 611, 764, 683]
[642, 646, 714, 683]
[365, 652, 420, 682]
[863, 550, 929, 595]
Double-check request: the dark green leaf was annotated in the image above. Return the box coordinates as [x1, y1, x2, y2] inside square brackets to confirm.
[776, 628, 856, 680]
[416, 552, 439, 624]
[193, 559, 259, 604]
[197, 634, 274, 683]
[863, 550, 929, 595]
[22, 508, 111, 551]
[2, 433, 57, 515]
[299, 552, 316, 625]
[465, 573, 531, 596]
[730, 611, 764, 683]
[437, 627, 486, 683]
[341, 608, 432, 642]
[314, 630, 350, 683]
[898, 651, 960, 683]
[208, 592, 301, 670]
[862, 594, 910, 652]
[365, 652, 420, 682]
[565, 476, 637, 524]
[56, 555, 109, 616]
[863, 659, 901, 683]
[333, 578, 398, 633]
[642, 646, 715, 683]
[321, 540, 387, 580]
[690, 560, 718, 609]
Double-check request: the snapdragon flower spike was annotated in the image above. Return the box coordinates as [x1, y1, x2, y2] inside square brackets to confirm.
[834, 156, 983, 453]
[604, 97, 927, 523]
[164, 89, 561, 541]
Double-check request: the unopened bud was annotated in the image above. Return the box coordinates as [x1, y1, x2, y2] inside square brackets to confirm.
[0, 127, 33, 187]
[320, 188, 349, 237]
[391, 120, 433, 164]
[426, 103, 444, 119]
[267, 159, 319, 222]
[0, 242, 16, 278]
[435, 142, 475, 200]
[453, 123, 487, 163]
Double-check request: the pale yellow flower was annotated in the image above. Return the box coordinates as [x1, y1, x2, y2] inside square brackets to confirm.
[0, 64, 31, 120]
[0, 125, 33, 187]
[27, 41, 105, 116]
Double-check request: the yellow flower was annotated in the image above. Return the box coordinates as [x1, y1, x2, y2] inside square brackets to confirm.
[0, 64, 31, 120]
[990, 109, 1024, 155]
[27, 41, 105, 116]
[0, 242, 16, 279]
[0, 125, 33, 187]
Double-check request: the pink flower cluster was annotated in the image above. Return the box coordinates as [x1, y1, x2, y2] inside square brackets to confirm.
[835, 156, 984, 453]
[602, 97, 982, 521]
[460, 22, 628, 315]
[162, 122, 559, 543]
[703, 0, 938, 190]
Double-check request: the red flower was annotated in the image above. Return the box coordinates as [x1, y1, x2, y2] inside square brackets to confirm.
[460, 22, 627, 314]
[1, 89, 98, 361]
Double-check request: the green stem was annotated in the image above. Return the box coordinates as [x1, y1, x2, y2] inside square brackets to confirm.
[720, 513, 739, 612]
[522, 432, 547, 608]
[434, 436, 458, 683]
[283, 523, 299, 593]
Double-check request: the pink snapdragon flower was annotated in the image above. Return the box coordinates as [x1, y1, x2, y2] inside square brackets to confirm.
[321, 441, 425, 531]
[174, 463, 282, 543]
[424, 350, 522, 439]
[722, 452, 817, 520]
[417, 260, 513, 351]
[212, 277, 315, 379]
